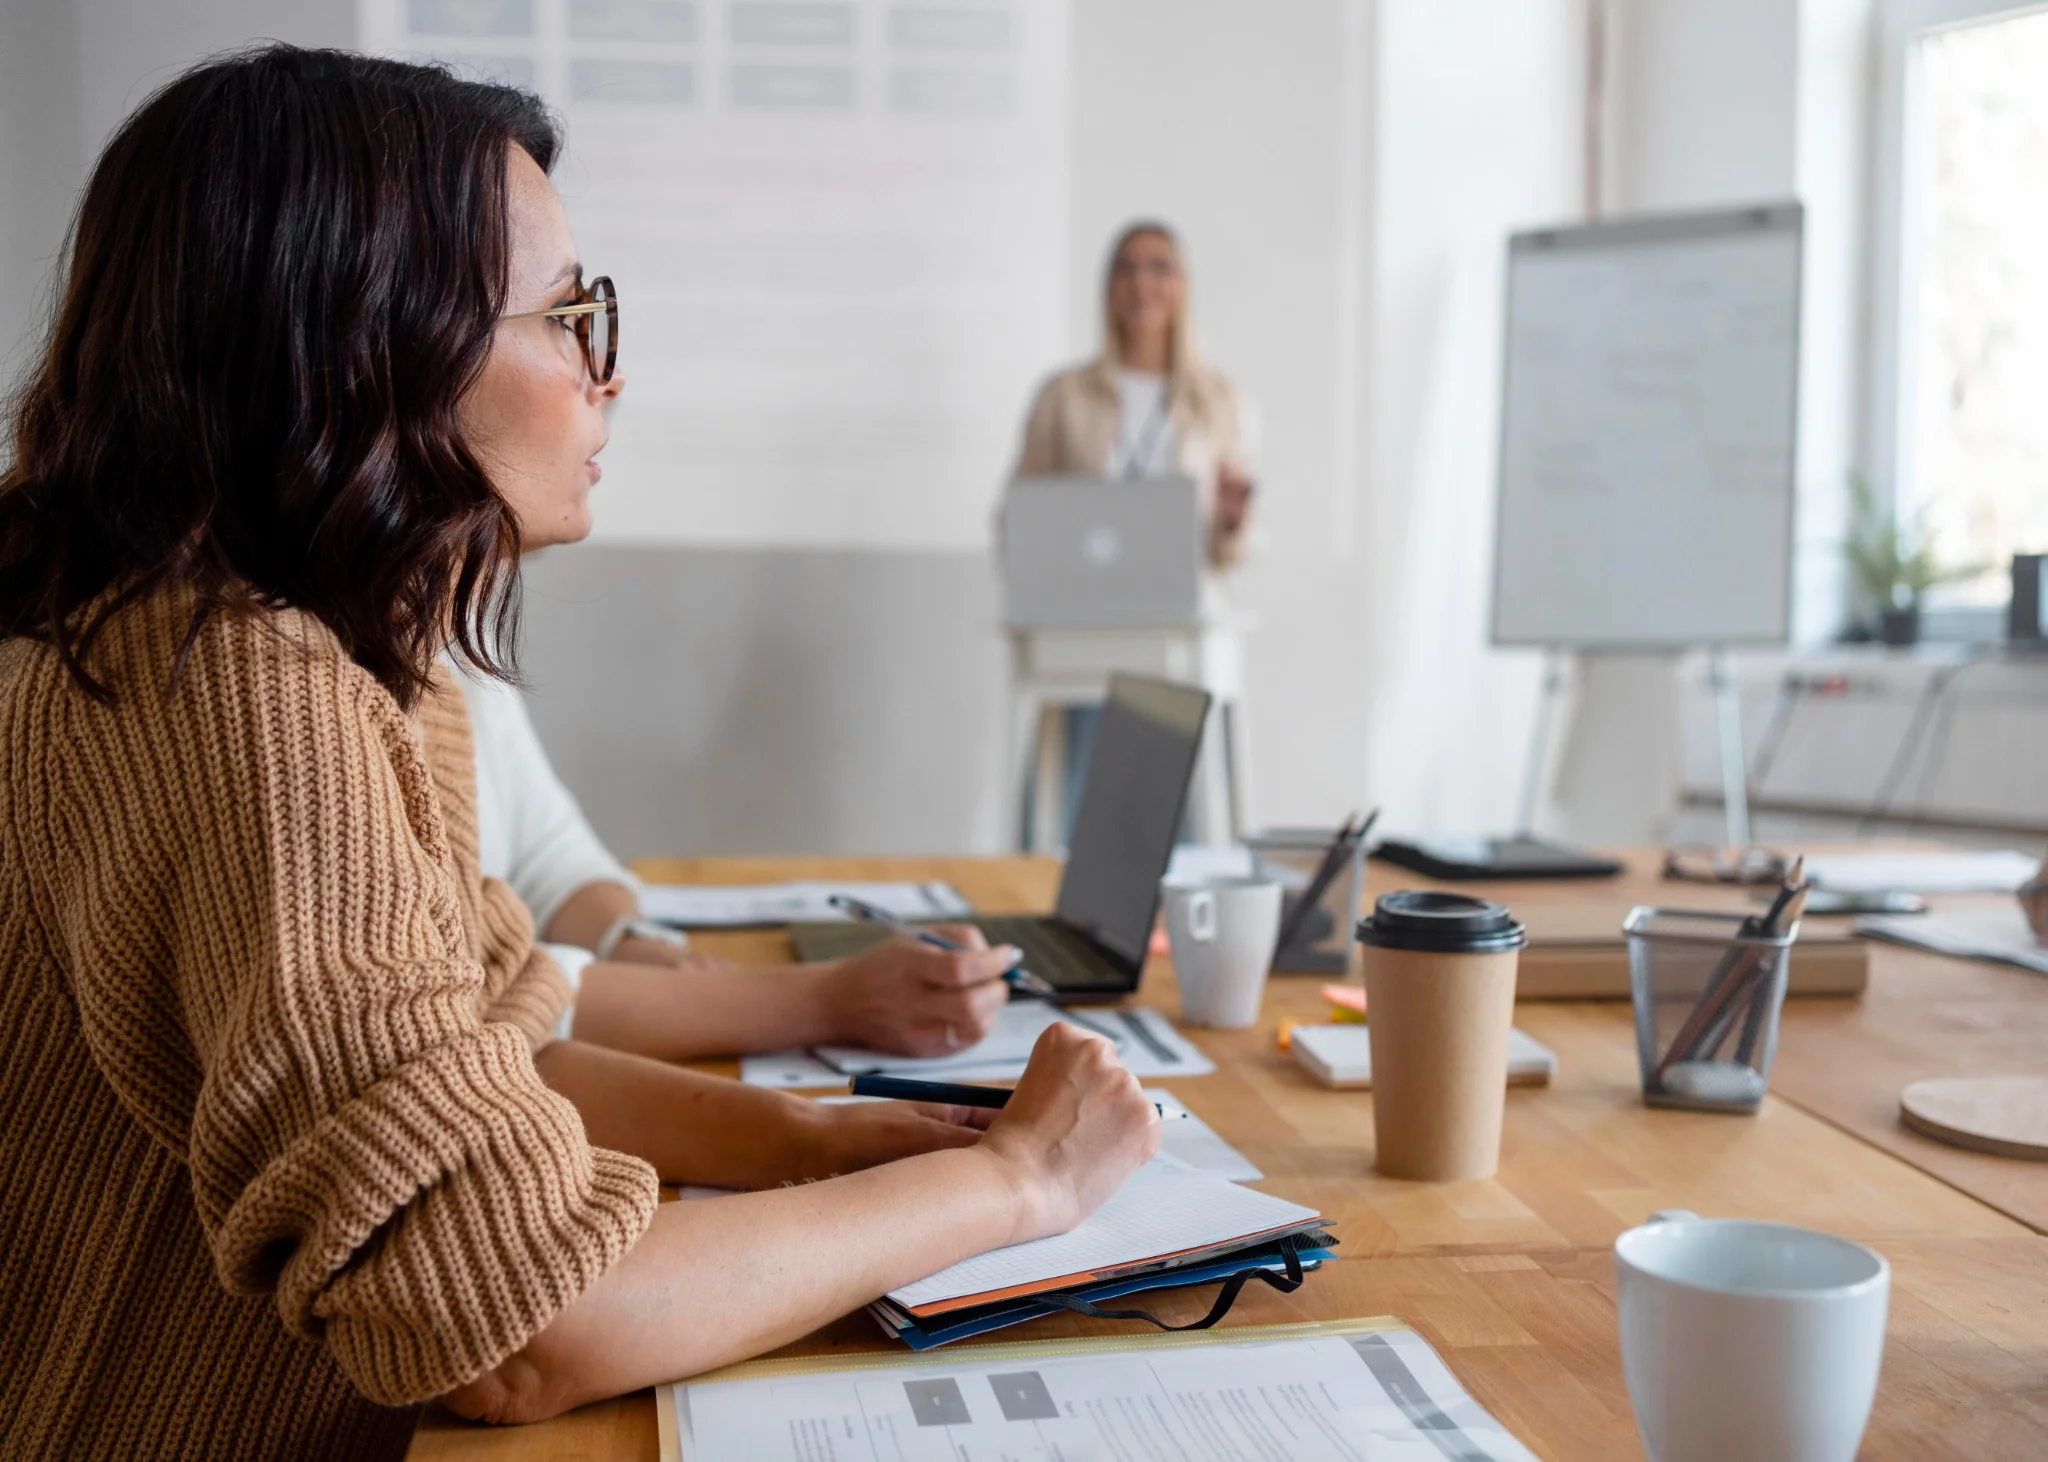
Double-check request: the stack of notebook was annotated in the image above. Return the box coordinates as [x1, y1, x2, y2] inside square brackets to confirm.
[869, 1155, 1336, 1350]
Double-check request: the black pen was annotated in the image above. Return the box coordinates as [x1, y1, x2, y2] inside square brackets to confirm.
[849, 1074, 1187, 1119]
[1274, 808, 1380, 955]
[828, 893, 1059, 998]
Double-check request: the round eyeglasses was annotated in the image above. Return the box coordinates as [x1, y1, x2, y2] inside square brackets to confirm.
[505, 275, 617, 384]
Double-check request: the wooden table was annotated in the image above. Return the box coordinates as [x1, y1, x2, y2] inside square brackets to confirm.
[412, 853, 2048, 1461]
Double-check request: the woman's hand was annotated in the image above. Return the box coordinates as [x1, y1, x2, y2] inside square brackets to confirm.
[978, 1023, 1161, 1245]
[820, 929, 1016, 1055]
[1215, 460, 1254, 534]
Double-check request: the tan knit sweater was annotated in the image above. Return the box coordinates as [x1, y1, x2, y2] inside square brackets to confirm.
[0, 590, 660, 1459]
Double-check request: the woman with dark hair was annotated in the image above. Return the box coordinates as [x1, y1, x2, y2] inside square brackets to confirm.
[0, 46, 1157, 1459]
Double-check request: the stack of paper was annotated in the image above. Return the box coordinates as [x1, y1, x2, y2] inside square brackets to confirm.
[869, 1155, 1334, 1349]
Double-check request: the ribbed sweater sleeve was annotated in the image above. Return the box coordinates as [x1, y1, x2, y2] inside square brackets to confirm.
[35, 601, 659, 1407]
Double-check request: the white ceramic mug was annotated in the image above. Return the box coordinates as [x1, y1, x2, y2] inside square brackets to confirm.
[1614, 1209, 1889, 1462]
[1159, 877, 1282, 1028]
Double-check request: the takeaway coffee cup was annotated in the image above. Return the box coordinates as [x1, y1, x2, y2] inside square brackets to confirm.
[1159, 877, 1283, 1028]
[1355, 891, 1526, 1180]
[1614, 1210, 1889, 1462]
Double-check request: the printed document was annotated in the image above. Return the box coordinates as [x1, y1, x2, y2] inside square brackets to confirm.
[641, 881, 971, 929]
[1803, 850, 2038, 895]
[742, 1008, 1215, 1087]
[664, 1323, 1539, 1462]
[1857, 906, 2048, 975]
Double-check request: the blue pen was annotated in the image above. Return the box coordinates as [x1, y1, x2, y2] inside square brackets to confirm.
[828, 893, 1059, 998]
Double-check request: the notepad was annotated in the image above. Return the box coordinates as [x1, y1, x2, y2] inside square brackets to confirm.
[888, 1155, 1320, 1314]
[1291, 1023, 1558, 1089]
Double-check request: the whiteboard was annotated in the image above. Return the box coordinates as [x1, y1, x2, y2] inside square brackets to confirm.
[1489, 204, 1802, 648]
[359, 0, 1068, 550]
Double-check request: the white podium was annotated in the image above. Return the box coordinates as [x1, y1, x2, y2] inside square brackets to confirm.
[1006, 616, 1253, 852]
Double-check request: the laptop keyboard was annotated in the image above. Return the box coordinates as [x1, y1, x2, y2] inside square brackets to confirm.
[973, 917, 1121, 990]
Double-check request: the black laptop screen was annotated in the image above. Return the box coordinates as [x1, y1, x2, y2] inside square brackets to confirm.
[1054, 675, 1211, 968]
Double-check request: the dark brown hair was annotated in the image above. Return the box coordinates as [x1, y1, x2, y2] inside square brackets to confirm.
[0, 45, 560, 707]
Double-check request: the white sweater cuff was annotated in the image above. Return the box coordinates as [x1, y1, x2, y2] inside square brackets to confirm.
[546, 943, 594, 1042]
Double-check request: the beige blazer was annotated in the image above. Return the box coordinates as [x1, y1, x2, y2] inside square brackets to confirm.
[1011, 358, 1253, 570]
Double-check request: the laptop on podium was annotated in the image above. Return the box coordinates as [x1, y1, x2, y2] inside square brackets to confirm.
[1000, 475, 1203, 628]
[791, 673, 1211, 998]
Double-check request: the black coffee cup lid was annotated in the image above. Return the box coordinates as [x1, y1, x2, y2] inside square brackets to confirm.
[1356, 890, 1526, 954]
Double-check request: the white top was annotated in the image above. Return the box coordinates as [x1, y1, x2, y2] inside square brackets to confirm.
[1108, 369, 1177, 478]
[454, 662, 635, 1038]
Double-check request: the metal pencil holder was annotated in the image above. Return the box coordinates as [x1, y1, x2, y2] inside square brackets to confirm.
[1246, 827, 1364, 974]
[1623, 907, 1798, 1114]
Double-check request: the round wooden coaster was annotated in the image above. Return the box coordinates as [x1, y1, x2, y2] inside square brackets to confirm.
[1900, 1075, 2048, 1161]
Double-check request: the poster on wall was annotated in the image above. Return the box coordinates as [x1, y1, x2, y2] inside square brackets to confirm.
[358, 0, 1069, 550]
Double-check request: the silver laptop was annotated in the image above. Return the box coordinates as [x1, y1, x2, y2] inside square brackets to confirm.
[999, 475, 1202, 628]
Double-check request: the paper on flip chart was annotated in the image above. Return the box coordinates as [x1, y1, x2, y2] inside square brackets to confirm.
[888, 1155, 1317, 1312]
[639, 880, 971, 928]
[664, 1323, 1540, 1462]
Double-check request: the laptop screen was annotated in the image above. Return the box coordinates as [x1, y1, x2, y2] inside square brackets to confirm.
[1054, 674, 1212, 968]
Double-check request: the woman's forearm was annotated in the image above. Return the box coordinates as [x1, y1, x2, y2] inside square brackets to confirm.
[447, 1144, 1026, 1423]
[543, 880, 639, 950]
[569, 959, 844, 1059]
[534, 1039, 840, 1186]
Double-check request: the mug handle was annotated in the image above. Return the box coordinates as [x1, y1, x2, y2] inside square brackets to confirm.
[1187, 890, 1217, 943]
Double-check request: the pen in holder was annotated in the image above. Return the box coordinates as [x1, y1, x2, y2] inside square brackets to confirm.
[1624, 906, 1801, 1113]
[1248, 815, 1374, 975]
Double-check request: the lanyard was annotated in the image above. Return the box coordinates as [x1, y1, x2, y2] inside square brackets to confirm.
[1115, 383, 1174, 480]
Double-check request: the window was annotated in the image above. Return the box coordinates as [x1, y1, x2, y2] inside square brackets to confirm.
[1874, 1, 2048, 614]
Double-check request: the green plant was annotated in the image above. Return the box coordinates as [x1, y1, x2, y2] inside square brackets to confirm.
[1844, 472, 1979, 611]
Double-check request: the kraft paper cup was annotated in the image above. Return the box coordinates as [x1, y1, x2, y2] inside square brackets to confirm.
[1356, 891, 1526, 1181]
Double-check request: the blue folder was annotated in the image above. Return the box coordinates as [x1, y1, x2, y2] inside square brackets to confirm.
[874, 1246, 1336, 1351]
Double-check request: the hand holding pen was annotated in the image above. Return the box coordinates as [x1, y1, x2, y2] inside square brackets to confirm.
[830, 893, 1058, 997]
[828, 894, 1121, 1044]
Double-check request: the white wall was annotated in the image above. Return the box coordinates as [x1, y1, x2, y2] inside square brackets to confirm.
[0, 0, 84, 390]
[3, 0, 1594, 857]
[0, 0, 352, 397]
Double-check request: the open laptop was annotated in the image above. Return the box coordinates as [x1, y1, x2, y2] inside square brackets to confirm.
[1000, 475, 1203, 628]
[790, 673, 1212, 998]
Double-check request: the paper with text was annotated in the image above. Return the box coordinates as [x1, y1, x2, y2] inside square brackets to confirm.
[667, 1325, 1538, 1462]
[641, 880, 970, 928]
